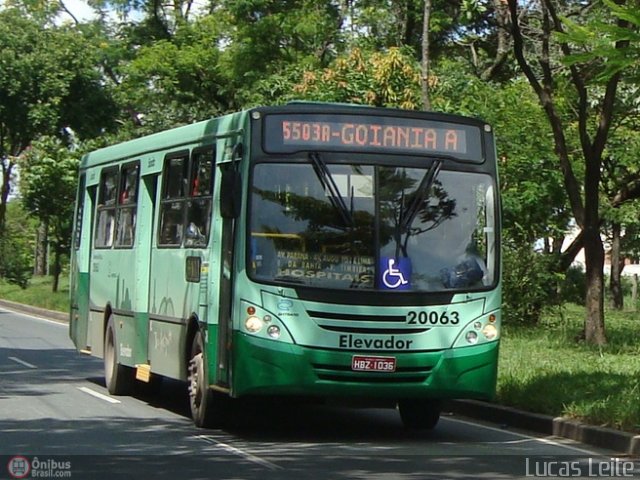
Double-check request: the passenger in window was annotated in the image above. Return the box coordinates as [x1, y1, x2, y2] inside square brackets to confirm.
[185, 201, 208, 247]
[185, 222, 205, 246]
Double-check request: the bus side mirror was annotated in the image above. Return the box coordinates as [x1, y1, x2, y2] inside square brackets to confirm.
[220, 170, 241, 219]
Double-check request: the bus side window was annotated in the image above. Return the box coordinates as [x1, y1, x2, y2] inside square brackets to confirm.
[95, 168, 119, 248]
[158, 154, 188, 247]
[73, 174, 86, 250]
[184, 148, 214, 248]
[115, 162, 139, 248]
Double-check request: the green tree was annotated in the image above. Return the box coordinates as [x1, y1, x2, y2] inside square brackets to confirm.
[601, 124, 640, 309]
[116, 16, 231, 134]
[0, 201, 35, 289]
[19, 137, 80, 292]
[506, 0, 640, 344]
[293, 47, 422, 109]
[0, 8, 117, 232]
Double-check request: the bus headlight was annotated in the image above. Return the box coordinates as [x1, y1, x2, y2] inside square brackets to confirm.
[245, 316, 263, 333]
[482, 324, 498, 340]
[465, 331, 479, 344]
[267, 325, 281, 339]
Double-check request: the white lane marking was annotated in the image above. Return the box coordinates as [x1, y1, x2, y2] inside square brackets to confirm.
[78, 387, 121, 404]
[196, 435, 283, 470]
[444, 416, 602, 455]
[8, 356, 37, 369]
[0, 307, 67, 327]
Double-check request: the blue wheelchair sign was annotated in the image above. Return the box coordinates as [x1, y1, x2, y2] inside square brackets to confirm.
[380, 257, 411, 290]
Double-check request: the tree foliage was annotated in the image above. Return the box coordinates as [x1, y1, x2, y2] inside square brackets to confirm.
[0, 8, 117, 231]
[19, 137, 80, 291]
[0, 202, 34, 288]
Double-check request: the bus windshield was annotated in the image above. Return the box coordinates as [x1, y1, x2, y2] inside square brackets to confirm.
[249, 161, 496, 292]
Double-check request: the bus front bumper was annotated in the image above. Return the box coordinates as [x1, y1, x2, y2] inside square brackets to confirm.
[231, 333, 498, 400]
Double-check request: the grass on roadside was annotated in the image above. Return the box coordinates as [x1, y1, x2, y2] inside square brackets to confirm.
[498, 303, 640, 433]
[0, 275, 69, 313]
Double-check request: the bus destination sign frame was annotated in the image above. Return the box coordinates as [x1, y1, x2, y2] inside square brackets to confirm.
[263, 113, 484, 162]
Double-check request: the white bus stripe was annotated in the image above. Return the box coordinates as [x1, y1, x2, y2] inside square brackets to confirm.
[8, 356, 37, 369]
[78, 387, 121, 404]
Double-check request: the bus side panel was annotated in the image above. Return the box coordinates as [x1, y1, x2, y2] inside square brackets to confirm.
[148, 319, 188, 379]
[147, 254, 204, 380]
[87, 309, 104, 357]
[70, 272, 90, 349]
[88, 250, 140, 362]
[70, 183, 93, 351]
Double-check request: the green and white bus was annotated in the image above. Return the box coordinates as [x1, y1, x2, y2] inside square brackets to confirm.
[69, 102, 501, 429]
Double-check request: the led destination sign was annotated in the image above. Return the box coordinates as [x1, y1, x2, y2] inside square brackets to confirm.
[263, 113, 483, 161]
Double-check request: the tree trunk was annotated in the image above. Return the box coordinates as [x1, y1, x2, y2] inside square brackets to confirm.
[420, 0, 432, 110]
[632, 274, 638, 312]
[0, 160, 15, 233]
[583, 229, 606, 344]
[583, 149, 606, 344]
[34, 221, 49, 276]
[609, 221, 623, 310]
[481, 0, 511, 81]
[52, 242, 61, 293]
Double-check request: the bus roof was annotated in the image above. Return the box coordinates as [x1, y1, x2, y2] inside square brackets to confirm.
[79, 110, 246, 170]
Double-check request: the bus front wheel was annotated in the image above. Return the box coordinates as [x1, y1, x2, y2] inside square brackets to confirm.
[398, 399, 442, 430]
[104, 316, 134, 396]
[188, 331, 226, 428]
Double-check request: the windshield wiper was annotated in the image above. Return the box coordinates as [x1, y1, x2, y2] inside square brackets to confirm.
[309, 153, 354, 228]
[399, 159, 442, 233]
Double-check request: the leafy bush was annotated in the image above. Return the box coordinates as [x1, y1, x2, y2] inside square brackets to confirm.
[0, 230, 33, 289]
[559, 266, 586, 305]
[502, 244, 563, 325]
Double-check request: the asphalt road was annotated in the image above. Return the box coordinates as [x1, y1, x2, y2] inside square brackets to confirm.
[0, 307, 637, 480]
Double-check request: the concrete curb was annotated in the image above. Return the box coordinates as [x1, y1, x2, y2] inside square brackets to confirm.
[447, 399, 640, 456]
[1, 299, 638, 455]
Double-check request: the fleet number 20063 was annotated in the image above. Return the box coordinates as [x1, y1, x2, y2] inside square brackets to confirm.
[407, 311, 460, 325]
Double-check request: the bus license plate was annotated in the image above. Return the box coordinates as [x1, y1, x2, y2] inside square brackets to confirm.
[351, 356, 396, 372]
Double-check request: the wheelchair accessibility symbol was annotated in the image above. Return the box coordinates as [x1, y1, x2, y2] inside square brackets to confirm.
[380, 257, 411, 290]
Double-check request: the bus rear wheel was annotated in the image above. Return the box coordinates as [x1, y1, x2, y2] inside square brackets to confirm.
[398, 399, 442, 430]
[188, 331, 226, 428]
[104, 316, 134, 396]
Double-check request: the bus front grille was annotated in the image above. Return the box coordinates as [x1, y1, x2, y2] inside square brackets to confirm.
[307, 310, 429, 335]
[307, 310, 405, 323]
[318, 325, 430, 334]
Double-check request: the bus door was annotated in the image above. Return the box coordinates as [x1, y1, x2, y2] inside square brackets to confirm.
[148, 151, 192, 379]
[148, 148, 216, 381]
[215, 147, 242, 388]
[70, 175, 92, 350]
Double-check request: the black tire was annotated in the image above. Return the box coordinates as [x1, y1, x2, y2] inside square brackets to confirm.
[104, 316, 134, 396]
[188, 330, 226, 428]
[398, 399, 442, 430]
